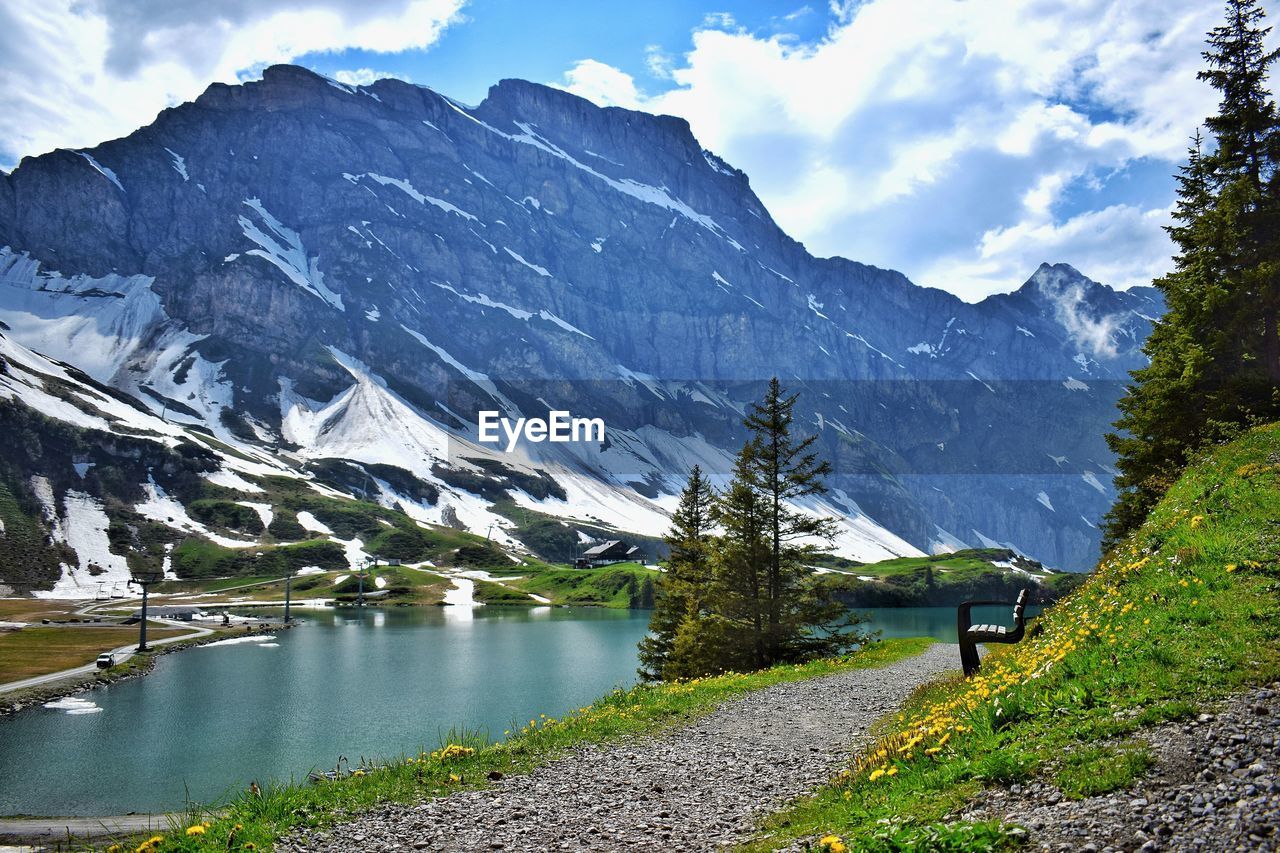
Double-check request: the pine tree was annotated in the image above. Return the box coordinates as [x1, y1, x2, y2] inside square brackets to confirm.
[742, 377, 856, 663]
[1105, 0, 1280, 545]
[648, 379, 867, 679]
[637, 464, 715, 680]
[704, 442, 772, 670]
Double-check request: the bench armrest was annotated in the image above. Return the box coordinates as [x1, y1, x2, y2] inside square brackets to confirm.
[957, 599, 1018, 634]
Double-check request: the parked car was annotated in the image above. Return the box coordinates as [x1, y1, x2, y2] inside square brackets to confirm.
[95, 653, 115, 669]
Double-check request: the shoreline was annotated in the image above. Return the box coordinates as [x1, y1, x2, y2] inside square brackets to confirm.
[0, 622, 289, 719]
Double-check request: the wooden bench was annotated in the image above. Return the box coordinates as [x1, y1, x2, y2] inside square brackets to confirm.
[957, 588, 1029, 676]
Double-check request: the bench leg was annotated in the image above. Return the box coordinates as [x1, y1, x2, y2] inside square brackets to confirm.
[959, 638, 981, 676]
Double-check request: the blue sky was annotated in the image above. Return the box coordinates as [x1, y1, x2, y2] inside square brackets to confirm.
[297, 1, 835, 107]
[0, 1, 1236, 299]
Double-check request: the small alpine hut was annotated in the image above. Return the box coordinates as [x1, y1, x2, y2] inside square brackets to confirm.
[575, 539, 642, 568]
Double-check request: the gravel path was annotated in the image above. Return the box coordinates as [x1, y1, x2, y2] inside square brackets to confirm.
[282, 643, 959, 852]
[962, 682, 1280, 851]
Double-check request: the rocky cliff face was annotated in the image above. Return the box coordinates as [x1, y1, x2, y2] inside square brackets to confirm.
[0, 65, 1162, 571]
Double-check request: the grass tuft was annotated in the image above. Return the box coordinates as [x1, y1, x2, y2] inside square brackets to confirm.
[1055, 741, 1155, 799]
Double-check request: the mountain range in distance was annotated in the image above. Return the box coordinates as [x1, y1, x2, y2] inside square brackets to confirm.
[0, 64, 1163, 595]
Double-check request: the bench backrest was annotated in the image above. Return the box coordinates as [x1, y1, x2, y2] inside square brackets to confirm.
[1012, 588, 1029, 623]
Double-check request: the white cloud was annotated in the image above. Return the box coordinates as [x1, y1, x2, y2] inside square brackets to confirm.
[560, 0, 1226, 299]
[644, 45, 674, 80]
[332, 68, 410, 86]
[560, 59, 645, 110]
[0, 0, 464, 169]
[701, 12, 739, 31]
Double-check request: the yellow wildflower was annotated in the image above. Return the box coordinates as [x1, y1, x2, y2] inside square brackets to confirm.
[186, 824, 207, 836]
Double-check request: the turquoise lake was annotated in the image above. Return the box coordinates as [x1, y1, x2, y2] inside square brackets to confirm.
[0, 604, 1032, 816]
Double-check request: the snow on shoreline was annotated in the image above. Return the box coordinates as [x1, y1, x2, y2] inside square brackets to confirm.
[44, 696, 103, 714]
[442, 576, 482, 609]
[201, 634, 278, 648]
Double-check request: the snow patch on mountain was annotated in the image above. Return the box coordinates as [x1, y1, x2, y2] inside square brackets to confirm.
[135, 480, 254, 548]
[503, 247, 552, 277]
[238, 502, 274, 528]
[279, 354, 451, 479]
[238, 199, 344, 310]
[442, 101, 743, 249]
[398, 327, 520, 415]
[0, 249, 242, 441]
[31, 479, 134, 599]
[431, 281, 590, 337]
[1081, 470, 1108, 494]
[164, 148, 189, 181]
[348, 172, 479, 222]
[72, 151, 124, 192]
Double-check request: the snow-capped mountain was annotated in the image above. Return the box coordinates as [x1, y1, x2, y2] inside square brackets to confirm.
[0, 65, 1161, 589]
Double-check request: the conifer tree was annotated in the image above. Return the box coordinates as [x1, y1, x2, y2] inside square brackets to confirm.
[645, 379, 866, 679]
[742, 377, 854, 663]
[1106, 0, 1280, 544]
[637, 464, 715, 681]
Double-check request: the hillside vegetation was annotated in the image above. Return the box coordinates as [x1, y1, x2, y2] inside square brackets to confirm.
[817, 549, 1083, 608]
[496, 562, 658, 608]
[751, 422, 1280, 850]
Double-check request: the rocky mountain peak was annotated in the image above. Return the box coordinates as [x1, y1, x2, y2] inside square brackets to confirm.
[0, 66, 1166, 570]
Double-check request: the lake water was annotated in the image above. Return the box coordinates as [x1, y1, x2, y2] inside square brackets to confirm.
[0, 604, 1032, 816]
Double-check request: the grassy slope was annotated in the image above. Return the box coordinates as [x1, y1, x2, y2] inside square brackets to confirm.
[152, 567, 452, 607]
[818, 549, 1084, 609]
[112, 638, 935, 851]
[498, 562, 659, 608]
[162, 475, 515, 581]
[749, 422, 1280, 851]
[838, 550, 1042, 579]
[146, 560, 657, 609]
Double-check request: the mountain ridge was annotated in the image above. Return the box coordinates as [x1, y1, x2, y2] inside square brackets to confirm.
[0, 64, 1163, 588]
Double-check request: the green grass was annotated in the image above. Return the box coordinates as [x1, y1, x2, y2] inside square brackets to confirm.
[109, 638, 935, 851]
[152, 567, 451, 606]
[0, 625, 185, 682]
[836, 549, 1039, 580]
[816, 548, 1075, 609]
[500, 562, 658, 608]
[816, 819, 1025, 852]
[1054, 741, 1155, 799]
[154, 575, 284, 594]
[330, 566, 450, 605]
[471, 578, 541, 605]
[746, 421, 1280, 850]
[170, 537, 348, 578]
